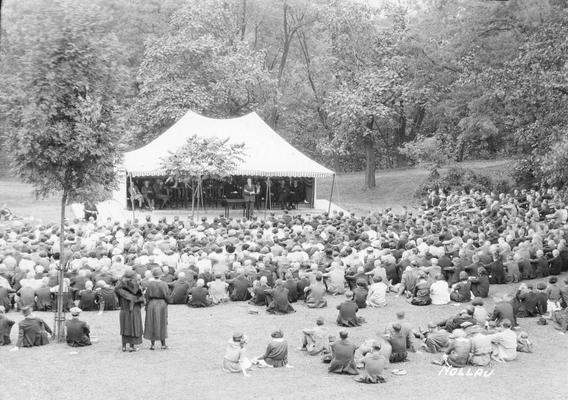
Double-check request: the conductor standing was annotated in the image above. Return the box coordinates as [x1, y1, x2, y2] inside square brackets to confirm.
[243, 177, 256, 219]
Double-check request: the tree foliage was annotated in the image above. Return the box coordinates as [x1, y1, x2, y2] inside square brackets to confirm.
[161, 135, 246, 179]
[6, 1, 124, 202]
[2, 0, 568, 191]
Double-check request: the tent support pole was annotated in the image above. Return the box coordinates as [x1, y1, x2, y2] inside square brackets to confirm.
[265, 177, 270, 219]
[129, 173, 135, 222]
[327, 174, 335, 215]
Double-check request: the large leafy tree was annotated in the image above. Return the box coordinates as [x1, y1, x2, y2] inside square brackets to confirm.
[5, 0, 124, 340]
[130, 0, 277, 144]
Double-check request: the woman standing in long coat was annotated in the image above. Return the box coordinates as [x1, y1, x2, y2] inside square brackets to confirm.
[144, 268, 170, 350]
[115, 270, 144, 352]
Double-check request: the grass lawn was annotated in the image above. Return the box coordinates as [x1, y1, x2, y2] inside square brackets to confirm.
[2, 280, 567, 400]
[316, 159, 512, 216]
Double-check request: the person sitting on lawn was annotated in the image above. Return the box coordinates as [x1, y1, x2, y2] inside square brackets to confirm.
[328, 330, 358, 375]
[468, 326, 492, 366]
[12, 306, 52, 350]
[432, 329, 471, 367]
[0, 306, 15, 346]
[366, 275, 388, 307]
[65, 307, 91, 347]
[417, 322, 449, 353]
[352, 278, 369, 309]
[429, 274, 450, 305]
[299, 316, 331, 356]
[354, 341, 387, 384]
[222, 332, 253, 377]
[207, 274, 230, 305]
[470, 267, 490, 298]
[77, 280, 98, 311]
[450, 271, 472, 303]
[255, 329, 292, 368]
[489, 319, 517, 362]
[410, 273, 431, 306]
[188, 279, 212, 308]
[384, 323, 414, 363]
[336, 291, 364, 327]
[266, 280, 295, 314]
[304, 273, 327, 308]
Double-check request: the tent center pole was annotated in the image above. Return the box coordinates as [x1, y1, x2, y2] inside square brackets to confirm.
[327, 174, 336, 215]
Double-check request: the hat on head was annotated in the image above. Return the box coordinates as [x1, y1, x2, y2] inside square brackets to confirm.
[271, 329, 284, 338]
[70, 307, 82, 316]
[151, 267, 163, 278]
[536, 282, 547, 290]
[232, 332, 244, 342]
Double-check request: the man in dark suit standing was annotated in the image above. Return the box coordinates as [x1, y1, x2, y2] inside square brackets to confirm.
[243, 177, 256, 219]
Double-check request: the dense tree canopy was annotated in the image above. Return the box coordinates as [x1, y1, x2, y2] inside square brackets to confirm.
[1, 0, 568, 190]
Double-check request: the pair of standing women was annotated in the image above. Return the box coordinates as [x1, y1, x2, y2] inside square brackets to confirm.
[115, 268, 169, 352]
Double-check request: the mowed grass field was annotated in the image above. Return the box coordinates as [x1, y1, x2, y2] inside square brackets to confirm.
[2, 281, 568, 400]
[317, 159, 513, 215]
[2, 160, 568, 400]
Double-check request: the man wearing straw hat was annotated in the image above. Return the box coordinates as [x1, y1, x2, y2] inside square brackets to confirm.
[65, 307, 91, 347]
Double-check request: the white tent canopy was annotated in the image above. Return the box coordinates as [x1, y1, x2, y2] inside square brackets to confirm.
[123, 111, 334, 178]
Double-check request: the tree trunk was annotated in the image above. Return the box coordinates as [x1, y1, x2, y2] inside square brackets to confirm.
[191, 181, 196, 220]
[54, 191, 67, 342]
[364, 138, 376, 188]
[240, 0, 247, 41]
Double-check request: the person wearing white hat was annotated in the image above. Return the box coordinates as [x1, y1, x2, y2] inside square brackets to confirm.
[65, 307, 91, 347]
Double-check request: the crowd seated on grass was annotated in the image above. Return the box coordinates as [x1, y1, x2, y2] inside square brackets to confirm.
[0, 187, 567, 380]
